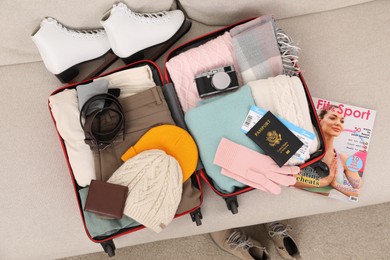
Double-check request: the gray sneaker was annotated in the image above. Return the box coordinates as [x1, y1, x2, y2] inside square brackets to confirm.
[210, 228, 270, 260]
[266, 222, 301, 259]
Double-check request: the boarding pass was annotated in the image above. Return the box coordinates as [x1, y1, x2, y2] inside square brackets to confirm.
[241, 105, 315, 163]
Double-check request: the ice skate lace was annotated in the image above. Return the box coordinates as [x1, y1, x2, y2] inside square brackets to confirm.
[268, 223, 293, 238]
[226, 231, 254, 251]
[115, 2, 168, 23]
[45, 17, 105, 38]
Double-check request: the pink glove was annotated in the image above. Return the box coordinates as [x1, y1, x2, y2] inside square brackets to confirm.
[214, 138, 299, 194]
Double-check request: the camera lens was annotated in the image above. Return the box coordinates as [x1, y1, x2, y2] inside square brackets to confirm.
[211, 71, 231, 90]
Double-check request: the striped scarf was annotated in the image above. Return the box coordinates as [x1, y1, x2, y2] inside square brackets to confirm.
[230, 15, 299, 84]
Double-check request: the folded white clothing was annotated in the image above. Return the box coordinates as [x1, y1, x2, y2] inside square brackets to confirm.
[98, 65, 157, 98]
[50, 65, 159, 187]
[248, 75, 320, 159]
[49, 89, 96, 187]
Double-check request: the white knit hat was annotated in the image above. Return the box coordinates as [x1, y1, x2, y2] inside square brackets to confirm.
[107, 149, 183, 233]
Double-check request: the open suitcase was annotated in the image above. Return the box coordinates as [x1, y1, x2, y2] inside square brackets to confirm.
[164, 17, 327, 214]
[48, 60, 203, 257]
[48, 15, 328, 257]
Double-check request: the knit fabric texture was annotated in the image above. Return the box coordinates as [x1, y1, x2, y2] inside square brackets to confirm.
[185, 86, 262, 194]
[121, 125, 198, 183]
[107, 149, 183, 233]
[248, 75, 319, 159]
[214, 138, 298, 194]
[166, 32, 242, 112]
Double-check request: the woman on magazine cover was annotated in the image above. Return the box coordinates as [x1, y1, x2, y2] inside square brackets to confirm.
[319, 105, 361, 197]
[295, 105, 361, 197]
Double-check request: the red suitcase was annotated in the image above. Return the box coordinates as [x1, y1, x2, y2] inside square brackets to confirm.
[164, 17, 327, 214]
[48, 60, 203, 257]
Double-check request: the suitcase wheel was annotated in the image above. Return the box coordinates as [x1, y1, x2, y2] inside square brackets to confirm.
[224, 196, 239, 214]
[190, 208, 203, 226]
[194, 213, 202, 226]
[229, 200, 238, 214]
[101, 240, 116, 257]
[105, 244, 115, 257]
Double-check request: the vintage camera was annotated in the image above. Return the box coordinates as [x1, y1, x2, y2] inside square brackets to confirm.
[195, 65, 239, 98]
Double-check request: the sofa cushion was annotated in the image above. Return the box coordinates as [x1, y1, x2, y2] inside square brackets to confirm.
[0, 0, 176, 67]
[178, 0, 373, 25]
[1, 1, 389, 259]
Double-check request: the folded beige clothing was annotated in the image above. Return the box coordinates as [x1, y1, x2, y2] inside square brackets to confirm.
[49, 89, 96, 187]
[98, 65, 157, 98]
[248, 75, 320, 160]
[50, 65, 159, 187]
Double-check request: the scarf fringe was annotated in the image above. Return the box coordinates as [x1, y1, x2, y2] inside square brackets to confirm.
[275, 28, 300, 76]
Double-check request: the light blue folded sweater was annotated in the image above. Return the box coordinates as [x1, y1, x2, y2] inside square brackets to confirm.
[185, 86, 264, 193]
[79, 187, 139, 238]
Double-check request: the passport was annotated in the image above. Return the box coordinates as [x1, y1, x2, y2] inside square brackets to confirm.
[246, 111, 303, 167]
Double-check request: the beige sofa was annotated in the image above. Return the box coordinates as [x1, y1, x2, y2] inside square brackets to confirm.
[1, 0, 389, 259]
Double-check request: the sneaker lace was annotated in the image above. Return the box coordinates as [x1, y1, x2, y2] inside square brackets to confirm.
[226, 231, 254, 251]
[268, 223, 293, 238]
[46, 17, 105, 38]
[115, 2, 168, 23]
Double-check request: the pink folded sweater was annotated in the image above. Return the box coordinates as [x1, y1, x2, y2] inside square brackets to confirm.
[166, 32, 241, 112]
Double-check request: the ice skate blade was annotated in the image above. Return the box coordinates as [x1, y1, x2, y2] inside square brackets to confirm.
[122, 18, 192, 64]
[55, 51, 118, 84]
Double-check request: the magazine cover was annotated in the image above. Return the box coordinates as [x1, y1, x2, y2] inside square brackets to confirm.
[294, 97, 376, 202]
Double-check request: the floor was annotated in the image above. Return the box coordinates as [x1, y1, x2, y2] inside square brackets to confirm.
[62, 202, 390, 260]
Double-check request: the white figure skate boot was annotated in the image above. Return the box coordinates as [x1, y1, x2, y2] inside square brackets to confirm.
[31, 17, 112, 83]
[101, 2, 186, 64]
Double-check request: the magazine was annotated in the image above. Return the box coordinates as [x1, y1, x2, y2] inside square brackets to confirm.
[294, 97, 376, 202]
